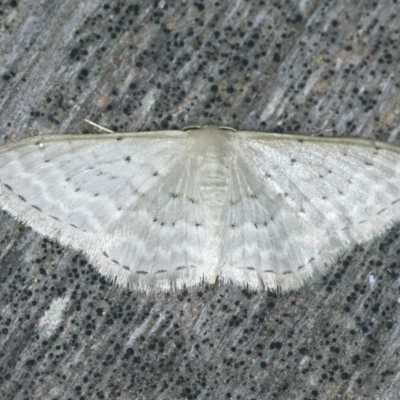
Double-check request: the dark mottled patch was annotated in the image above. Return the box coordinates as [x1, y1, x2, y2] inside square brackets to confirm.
[18, 195, 26, 201]
[32, 205, 42, 212]
[137, 271, 148, 275]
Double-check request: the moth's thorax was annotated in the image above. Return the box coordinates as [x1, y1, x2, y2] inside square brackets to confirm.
[188, 128, 232, 215]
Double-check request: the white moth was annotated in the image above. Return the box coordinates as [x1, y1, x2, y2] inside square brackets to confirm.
[1, 125, 400, 293]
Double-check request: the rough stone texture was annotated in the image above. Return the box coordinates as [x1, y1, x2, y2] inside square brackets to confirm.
[1, 1, 400, 399]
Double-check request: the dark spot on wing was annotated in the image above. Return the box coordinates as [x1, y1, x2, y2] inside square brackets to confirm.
[137, 271, 148, 275]
[32, 205, 42, 212]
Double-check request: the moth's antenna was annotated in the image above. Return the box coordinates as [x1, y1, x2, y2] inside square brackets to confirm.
[84, 119, 114, 133]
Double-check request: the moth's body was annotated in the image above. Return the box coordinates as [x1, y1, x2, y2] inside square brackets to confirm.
[1, 125, 400, 293]
[188, 127, 232, 225]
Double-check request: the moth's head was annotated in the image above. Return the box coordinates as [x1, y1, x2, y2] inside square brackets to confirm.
[183, 125, 236, 133]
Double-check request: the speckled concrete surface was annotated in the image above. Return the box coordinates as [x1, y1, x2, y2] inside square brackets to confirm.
[1, 1, 400, 399]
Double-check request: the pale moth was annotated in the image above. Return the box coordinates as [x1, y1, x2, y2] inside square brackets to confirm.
[1, 123, 400, 293]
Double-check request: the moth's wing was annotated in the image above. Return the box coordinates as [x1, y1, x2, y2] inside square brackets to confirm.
[100, 151, 217, 292]
[219, 131, 400, 291]
[0, 131, 214, 292]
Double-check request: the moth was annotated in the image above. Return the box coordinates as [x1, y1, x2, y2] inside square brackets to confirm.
[1, 124, 400, 292]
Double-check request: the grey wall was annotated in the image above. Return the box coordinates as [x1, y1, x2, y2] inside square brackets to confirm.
[1, 1, 400, 399]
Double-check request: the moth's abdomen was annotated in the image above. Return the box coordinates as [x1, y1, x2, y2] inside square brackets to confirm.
[198, 156, 229, 211]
